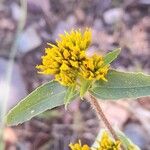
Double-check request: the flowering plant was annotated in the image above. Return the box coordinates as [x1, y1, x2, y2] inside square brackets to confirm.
[6, 29, 150, 150]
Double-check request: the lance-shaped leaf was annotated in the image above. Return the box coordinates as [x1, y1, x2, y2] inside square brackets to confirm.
[6, 80, 78, 126]
[90, 70, 150, 100]
[103, 48, 121, 66]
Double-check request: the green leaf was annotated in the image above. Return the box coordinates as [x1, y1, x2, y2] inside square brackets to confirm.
[6, 80, 78, 126]
[37, 110, 61, 120]
[117, 131, 140, 150]
[64, 85, 79, 109]
[80, 79, 92, 98]
[90, 70, 150, 100]
[103, 48, 121, 66]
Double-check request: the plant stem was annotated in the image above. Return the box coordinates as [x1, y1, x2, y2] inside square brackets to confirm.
[0, 0, 27, 149]
[88, 94, 118, 140]
[88, 94, 126, 150]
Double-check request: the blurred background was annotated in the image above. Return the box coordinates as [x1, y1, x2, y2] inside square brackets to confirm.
[0, 0, 150, 149]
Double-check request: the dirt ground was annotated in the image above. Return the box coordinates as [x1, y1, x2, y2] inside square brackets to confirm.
[0, 0, 150, 150]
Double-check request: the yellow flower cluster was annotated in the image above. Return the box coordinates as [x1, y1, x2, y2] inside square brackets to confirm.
[69, 141, 90, 150]
[36, 29, 109, 86]
[80, 55, 109, 81]
[69, 132, 121, 150]
[95, 131, 121, 150]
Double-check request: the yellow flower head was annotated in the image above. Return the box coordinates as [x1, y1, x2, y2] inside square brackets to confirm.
[69, 141, 91, 150]
[36, 28, 109, 86]
[95, 131, 121, 150]
[57, 29, 92, 51]
[80, 55, 109, 81]
[36, 29, 92, 86]
[69, 132, 121, 150]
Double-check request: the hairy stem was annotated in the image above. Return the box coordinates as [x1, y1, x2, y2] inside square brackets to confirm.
[88, 94, 126, 150]
[88, 94, 118, 140]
